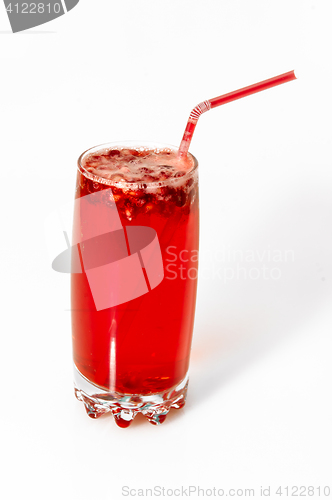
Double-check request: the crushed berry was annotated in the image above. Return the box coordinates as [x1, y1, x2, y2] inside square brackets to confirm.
[79, 146, 197, 221]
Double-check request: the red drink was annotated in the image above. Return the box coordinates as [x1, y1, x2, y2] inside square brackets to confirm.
[71, 142, 199, 426]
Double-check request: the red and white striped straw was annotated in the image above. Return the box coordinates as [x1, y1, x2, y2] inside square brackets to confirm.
[178, 70, 296, 156]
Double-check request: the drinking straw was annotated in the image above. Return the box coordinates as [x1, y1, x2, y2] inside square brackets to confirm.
[179, 70, 296, 156]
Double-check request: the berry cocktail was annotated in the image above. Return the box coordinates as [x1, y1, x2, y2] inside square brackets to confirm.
[72, 142, 199, 426]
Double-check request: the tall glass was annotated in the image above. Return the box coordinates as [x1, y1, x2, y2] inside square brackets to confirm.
[71, 142, 199, 427]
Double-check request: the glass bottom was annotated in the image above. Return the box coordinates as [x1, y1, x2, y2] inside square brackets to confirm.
[73, 365, 188, 427]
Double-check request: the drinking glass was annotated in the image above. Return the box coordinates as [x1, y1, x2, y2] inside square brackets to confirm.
[71, 141, 199, 427]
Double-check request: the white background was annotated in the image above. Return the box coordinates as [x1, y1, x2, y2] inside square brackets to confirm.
[1, 1, 331, 499]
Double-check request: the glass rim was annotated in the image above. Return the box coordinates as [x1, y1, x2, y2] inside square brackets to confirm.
[77, 141, 198, 190]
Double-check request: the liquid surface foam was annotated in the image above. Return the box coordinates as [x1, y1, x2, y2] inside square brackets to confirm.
[82, 147, 195, 184]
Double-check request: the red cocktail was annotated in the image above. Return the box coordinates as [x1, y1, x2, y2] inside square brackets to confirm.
[71, 142, 199, 426]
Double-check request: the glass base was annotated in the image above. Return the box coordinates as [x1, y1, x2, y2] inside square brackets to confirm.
[73, 366, 188, 427]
